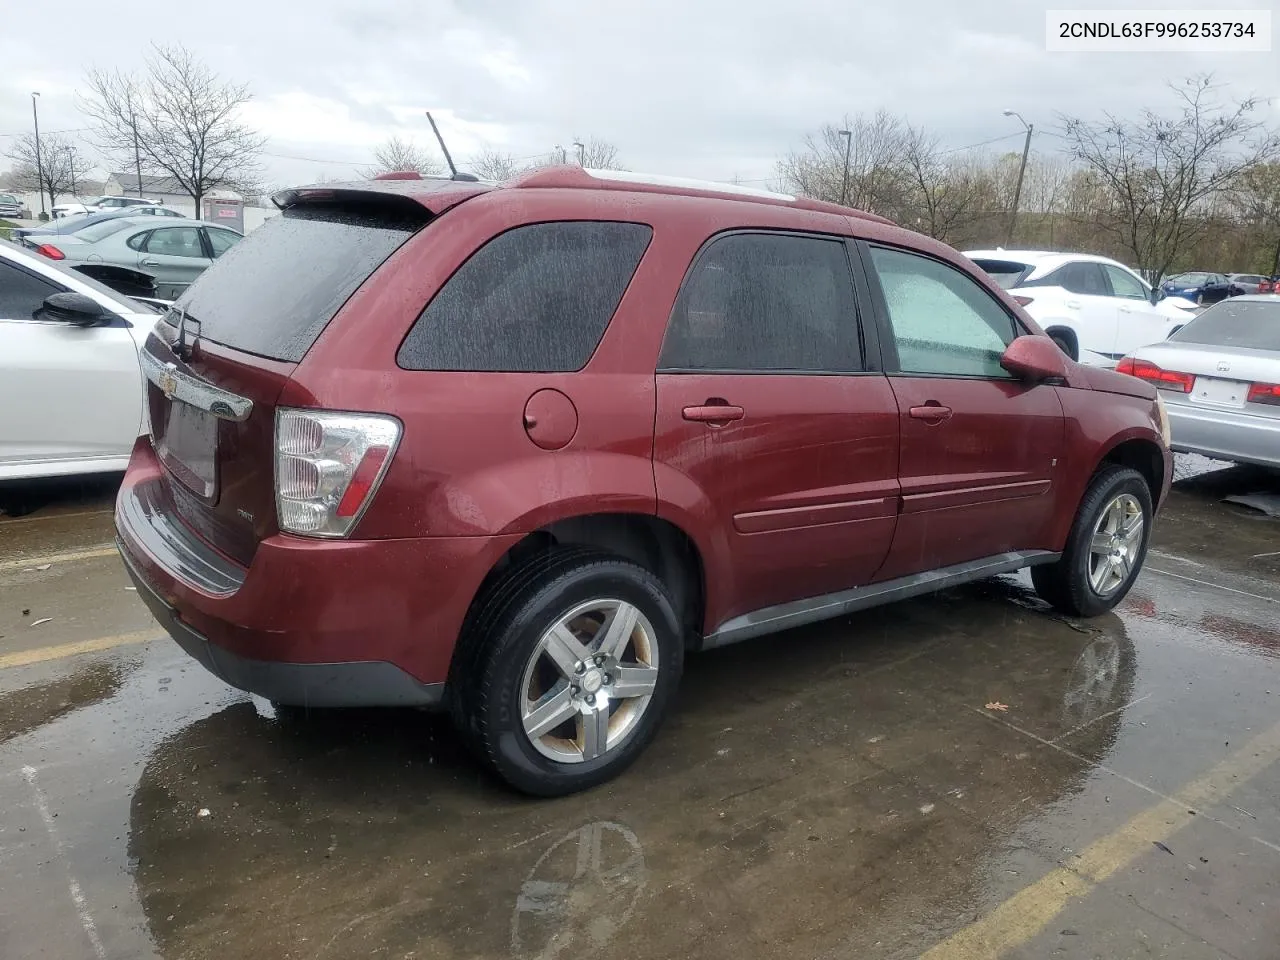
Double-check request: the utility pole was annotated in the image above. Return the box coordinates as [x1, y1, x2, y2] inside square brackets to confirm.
[573, 140, 585, 166]
[1003, 109, 1034, 247]
[31, 92, 46, 217]
[128, 93, 144, 197]
[838, 128, 852, 206]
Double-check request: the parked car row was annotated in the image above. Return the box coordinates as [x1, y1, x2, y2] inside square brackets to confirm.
[52, 194, 163, 218]
[16, 212, 241, 301]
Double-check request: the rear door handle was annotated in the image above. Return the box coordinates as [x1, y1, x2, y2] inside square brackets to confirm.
[1064, 300, 1082, 309]
[909, 404, 952, 423]
[140, 258, 160, 267]
[683, 403, 744, 424]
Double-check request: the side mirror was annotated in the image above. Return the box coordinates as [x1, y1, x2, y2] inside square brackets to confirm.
[1151, 288, 1164, 306]
[1001, 335, 1068, 382]
[39, 292, 111, 327]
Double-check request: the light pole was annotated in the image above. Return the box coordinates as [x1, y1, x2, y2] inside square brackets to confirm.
[573, 140, 585, 166]
[31, 92, 46, 217]
[66, 146, 78, 198]
[838, 128, 852, 206]
[1003, 109, 1034, 247]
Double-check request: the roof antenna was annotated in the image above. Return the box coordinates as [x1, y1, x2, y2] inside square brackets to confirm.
[425, 111, 459, 178]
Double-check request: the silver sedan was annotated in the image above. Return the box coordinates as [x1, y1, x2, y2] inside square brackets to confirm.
[1119, 295, 1280, 468]
[24, 215, 243, 300]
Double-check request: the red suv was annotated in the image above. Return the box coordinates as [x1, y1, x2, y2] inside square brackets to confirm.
[116, 167, 1172, 795]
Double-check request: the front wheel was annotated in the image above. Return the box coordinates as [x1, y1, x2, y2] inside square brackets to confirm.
[451, 548, 683, 796]
[1032, 465, 1153, 617]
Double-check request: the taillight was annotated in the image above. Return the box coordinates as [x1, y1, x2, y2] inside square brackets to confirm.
[1247, 382, 1280, 406]
[35, 243, 64, 260]
[1115, 357, 1194, 393]
[275, 409, 401, 538]
[1012, 295, 1034, 307]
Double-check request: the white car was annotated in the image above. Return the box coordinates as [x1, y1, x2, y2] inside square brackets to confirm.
[964, 250, 1201, 366]
[0, 238, 160, 480]
[52, 195, 162, 218]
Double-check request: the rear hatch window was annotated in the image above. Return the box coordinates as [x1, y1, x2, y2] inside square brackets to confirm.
[970, 258, 1034, 289]
[1171, 300, 1280, 351]
[173, 206, 425, 362]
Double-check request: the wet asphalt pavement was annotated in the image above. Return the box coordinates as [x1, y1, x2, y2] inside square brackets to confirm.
[1, 458, 1278, 959]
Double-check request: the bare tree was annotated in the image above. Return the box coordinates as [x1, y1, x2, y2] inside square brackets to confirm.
[368, 136, 444, 177]
[902, 129, 992, 242]
[1231, 161, 1280, 275]
[1060, 75, 1280, 288]
[571, 137, 625, 170]
[82, 44, 266, 215]
[776, 111, 912, 216]
[4, 132, 81, 212]
[468, 149, 524, 181]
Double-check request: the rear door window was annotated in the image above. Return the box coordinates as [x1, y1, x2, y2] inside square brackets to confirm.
[175, 206, 424, 362]
[398, 221, 652, 372]
[659, 232, 861, 372]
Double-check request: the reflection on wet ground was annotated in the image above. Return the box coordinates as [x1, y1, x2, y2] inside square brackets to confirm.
[1, 456, 1277, 959]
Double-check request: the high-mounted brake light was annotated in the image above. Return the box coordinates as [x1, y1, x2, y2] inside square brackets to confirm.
[275, 409, 401, 538]
[1115, 357, 1194, 393]
[1247, 382, 1280, 406]
[35, 243, 64, 260]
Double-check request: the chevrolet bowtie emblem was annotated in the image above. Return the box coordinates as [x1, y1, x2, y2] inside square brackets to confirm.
[158, 365, 178, 399]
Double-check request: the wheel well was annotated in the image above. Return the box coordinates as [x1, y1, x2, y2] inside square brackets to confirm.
[1100, 439, 1164, 504]
[477, 513, 705, 644]
[1042, 325, 1079, 360]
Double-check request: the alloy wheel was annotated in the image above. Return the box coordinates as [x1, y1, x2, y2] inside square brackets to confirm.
[519, 599, 661, 764]
[1088, 493, 1144, 596]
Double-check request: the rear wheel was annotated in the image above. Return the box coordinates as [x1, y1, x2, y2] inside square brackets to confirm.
[1032, 465, 1153, 617]
[451, 548, 683, 796]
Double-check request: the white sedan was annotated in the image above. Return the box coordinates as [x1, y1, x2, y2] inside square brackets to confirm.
[0, 239, 159, 481]
[965, 250, 1201, 364]
[52, 195, 162, 218]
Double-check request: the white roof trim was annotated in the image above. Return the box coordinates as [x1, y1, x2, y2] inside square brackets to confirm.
[583, 168, 795, 202]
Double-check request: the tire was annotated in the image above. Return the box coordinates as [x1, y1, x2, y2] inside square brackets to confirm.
[1048, 332, 1076, 360]
[1032, 465, 1153, 617]
[451, 547, 684, 796]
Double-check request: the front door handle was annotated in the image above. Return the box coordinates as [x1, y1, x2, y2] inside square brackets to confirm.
[683, 402, 744, 424]
[909, 403, 952, 424]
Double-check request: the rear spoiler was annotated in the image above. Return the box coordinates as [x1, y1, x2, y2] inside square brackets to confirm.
[272, 178, 490, 218]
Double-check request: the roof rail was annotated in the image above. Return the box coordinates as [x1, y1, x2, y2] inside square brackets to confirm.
[508, 166, 895, 224]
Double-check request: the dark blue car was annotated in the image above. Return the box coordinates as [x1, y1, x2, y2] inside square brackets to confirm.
[1160, 271, 1232, 305]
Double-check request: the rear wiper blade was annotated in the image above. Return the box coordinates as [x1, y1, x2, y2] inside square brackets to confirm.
[168, 305, 200, 361]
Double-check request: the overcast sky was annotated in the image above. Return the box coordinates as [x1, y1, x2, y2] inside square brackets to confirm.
[2, 0, 1276, 190]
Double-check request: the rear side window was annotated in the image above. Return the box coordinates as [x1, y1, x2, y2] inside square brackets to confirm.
[659, 232, 861, 372]
[175, 207, 422, 362]
[1171, 300, 1280, 351]
[75, 218, 135, 242]
[398, 221, 651, 372]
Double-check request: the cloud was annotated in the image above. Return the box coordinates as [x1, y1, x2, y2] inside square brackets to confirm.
[1, 0, 1275, 189]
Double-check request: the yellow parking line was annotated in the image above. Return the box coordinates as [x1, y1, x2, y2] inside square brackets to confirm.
[920, 718, 1280, 959]
[0, 546, 119, 574]
[0, 630, 161, 670]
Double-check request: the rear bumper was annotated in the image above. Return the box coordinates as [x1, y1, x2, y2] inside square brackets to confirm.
[118, 542, 445, 707]
[1167, 402, 1280, 468]
[115, 439, 522, 703]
